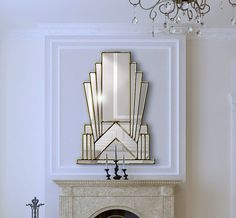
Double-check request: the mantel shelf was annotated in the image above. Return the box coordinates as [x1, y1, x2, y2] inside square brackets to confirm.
[55, 179, 180, 218]
[54, 179, 181, 187]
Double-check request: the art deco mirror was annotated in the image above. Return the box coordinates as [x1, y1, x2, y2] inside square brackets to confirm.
[77, 52, 154, 164]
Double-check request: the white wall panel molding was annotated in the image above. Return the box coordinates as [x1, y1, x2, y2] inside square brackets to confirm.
[230, 95, 236, 218]
[4, 24, 236, 40]
[232, 95, 236, 110]
[230, 67, 236, 218]
[46, 34, 186, 180]
[4, 24, 155, 40]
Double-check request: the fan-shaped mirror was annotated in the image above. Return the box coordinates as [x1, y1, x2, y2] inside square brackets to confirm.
[77, 52, 154, 165]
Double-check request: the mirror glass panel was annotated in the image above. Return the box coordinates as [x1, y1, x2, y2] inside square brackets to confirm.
[102, 52, 130, 122]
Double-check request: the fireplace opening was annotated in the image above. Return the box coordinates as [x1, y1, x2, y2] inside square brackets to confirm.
[94, 209, 139, 218]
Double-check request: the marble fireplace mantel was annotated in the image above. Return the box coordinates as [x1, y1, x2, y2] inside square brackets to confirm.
[55, 180, 180, 218]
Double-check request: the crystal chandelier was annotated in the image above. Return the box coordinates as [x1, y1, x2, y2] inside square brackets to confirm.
[128, 0, 236, 35]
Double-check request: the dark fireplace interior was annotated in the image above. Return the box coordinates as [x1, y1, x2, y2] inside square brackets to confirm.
[95, 209, 139, 218]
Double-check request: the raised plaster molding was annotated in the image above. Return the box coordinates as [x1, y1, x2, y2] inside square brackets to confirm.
[2, 24, 236, 40]
[230, 94, 236, 218]
[232, 95, 236, 110]
[46, 36, 186, 180]
[230, 67, 236, 218]
[231, 94, 236, 218]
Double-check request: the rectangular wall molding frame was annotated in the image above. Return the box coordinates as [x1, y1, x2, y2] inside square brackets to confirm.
[230, 67, 236, 218]
[45, 34, 186, 180]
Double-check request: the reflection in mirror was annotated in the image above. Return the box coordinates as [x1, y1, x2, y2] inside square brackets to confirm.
[78, 52, 154, 165]
[90, 73, 99, 138]
[132, 72, 142, 139]
[130, 63, 136, 136]
[96, 63, 102, 136]
[102, 52, 130, 123]
[135, 82, 148, 142]
[84, 82, 97, 141]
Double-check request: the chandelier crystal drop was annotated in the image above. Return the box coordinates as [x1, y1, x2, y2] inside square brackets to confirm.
[230, 0, 236, 25]
[128, 0, 236, 35]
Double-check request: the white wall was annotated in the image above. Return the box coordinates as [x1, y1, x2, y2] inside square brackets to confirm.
[0, 30, 235, 218]
[0, 39, 7, 217]
[176, 38, 234, 218]
[0, 37, 46, 218]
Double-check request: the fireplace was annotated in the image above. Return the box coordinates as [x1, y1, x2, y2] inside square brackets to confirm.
[94, 209, 139, 218]
[55, 180, 179, 218]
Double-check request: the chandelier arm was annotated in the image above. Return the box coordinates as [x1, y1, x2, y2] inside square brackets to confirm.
[191, 1, 210, 16]
[149, 8, 158, 21]
[129, 0, 169, 22]
[177, 3, 194, 21]
[159, 2, 176, 17]
[128, 0, 140, 7]
[186, 9, 194, 21]
[229, 0, 236, 7]
[129, 0, 162, 11]
[198, 0, 209, 11]
[166, 4, 180, 21]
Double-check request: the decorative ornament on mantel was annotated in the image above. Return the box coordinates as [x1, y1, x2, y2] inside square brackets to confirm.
[128, 0, 236, 36]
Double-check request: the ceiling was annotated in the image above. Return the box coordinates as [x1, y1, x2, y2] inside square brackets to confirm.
[0, 0, 235, 30]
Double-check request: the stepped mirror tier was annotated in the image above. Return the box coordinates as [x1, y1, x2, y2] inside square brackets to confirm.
[77, 52, 154, 165]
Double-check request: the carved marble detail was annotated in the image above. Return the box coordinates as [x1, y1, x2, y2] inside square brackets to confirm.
[55, 180, 179, 218]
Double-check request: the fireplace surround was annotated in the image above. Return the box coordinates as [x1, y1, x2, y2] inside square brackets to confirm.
[55, 180, 179, 218]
